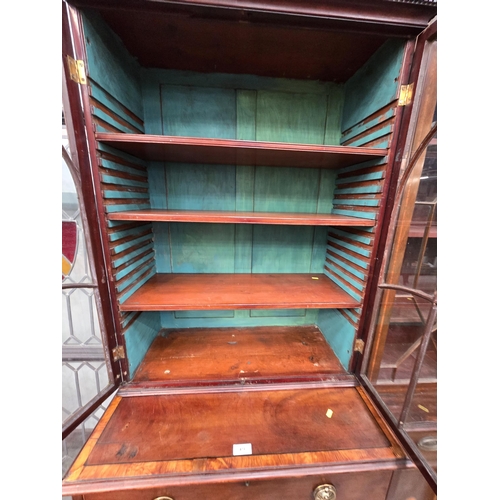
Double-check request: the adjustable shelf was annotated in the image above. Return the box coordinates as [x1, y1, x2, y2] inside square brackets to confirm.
[96, 133, 387, 169]
[107, 209, 375, 226]
[119, 273, 360, 311]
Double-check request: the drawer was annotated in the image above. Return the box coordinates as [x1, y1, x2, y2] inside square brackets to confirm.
[83, 470, 393, 500]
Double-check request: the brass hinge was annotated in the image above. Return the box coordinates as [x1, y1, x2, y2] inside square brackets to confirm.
[354, 339, 365, 354]
[66, 55, 87, 85]
[398, 83, 414, 106]
[112, 345, 125, 361]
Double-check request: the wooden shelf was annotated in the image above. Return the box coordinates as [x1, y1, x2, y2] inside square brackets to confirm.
[375, 382, 436, 429]
[96, 133, 387, 169]
[409, 223, 437, 238]
[108, 209, 375, 226]
[131, 325, 350, 386]
[119, 273, 360, 311]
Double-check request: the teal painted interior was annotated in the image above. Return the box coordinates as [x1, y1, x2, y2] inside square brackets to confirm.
[146, 70, 342, 283]
[82, 11, 144, 120]
[124, 312, 162, 377]
[81, 11, 406, 374]
[341, 39, 406, 134]
[160, 309, 319, 329]
[317, 309, 357, 370]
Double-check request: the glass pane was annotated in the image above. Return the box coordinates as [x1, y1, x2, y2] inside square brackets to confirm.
[365, 113, 437, 481]
[62, 119, 113, 475]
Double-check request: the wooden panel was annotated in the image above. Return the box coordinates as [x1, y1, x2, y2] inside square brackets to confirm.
[63, 387, 406, 495]
[119, 273, 361, 311]
[86, 387, 390, 465]
[94, 7, 391, 81]
[131, 325, 347, 384]
[96, 134, 388, 169]
[107, 209, 375, 226]
[82, 470, 393, 500]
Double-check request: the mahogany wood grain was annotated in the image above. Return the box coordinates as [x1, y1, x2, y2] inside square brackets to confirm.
[119, 273, 360, 311]
[108, 209, 375, 226]
[96, 134, 388, 169]
[62, 387, 408, 496]
[131, 325, 346, 384]
[86, 387, 391, 465]
[82, 470, 394, 500]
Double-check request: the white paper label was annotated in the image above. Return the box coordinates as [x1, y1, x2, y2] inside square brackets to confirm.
[233, 443, 252, 456]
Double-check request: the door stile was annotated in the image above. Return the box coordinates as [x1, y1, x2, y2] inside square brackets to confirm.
[62, 1, 127, 389]
[349, 37, 416, 374]
[355, 17, 438, 494]
[363, 18, 437, 381]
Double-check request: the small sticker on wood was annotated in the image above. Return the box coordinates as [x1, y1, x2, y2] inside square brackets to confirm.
[233, 443, 252, 456]
[326, 409, 333, 418]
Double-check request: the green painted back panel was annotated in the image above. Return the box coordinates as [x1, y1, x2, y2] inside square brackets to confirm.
[82, 10, 143, 119]
[251, 226, 316, 273]
[137, 59, 401, 357]
[255, 91, 328, 144]
[170, 223, 236, 273]
[166, 163, 236, 210]
[160, 309, 319, 329]
[317, 309, 356, 370]
[341, 39, 405, 133]
[253, 167, 321, 213]
[146, 71, 342, 280]
[124, 312, 162, 377]
[161, 85, 236, 138]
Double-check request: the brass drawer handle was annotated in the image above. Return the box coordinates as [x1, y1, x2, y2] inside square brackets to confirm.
[152, 497, 173, 500]
[314, 484, 337, 500]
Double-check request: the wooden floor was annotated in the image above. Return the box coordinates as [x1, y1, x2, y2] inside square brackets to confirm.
[131, 325, 350, 386]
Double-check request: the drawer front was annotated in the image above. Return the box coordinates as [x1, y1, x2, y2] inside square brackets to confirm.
[84, 470, 393, 500]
